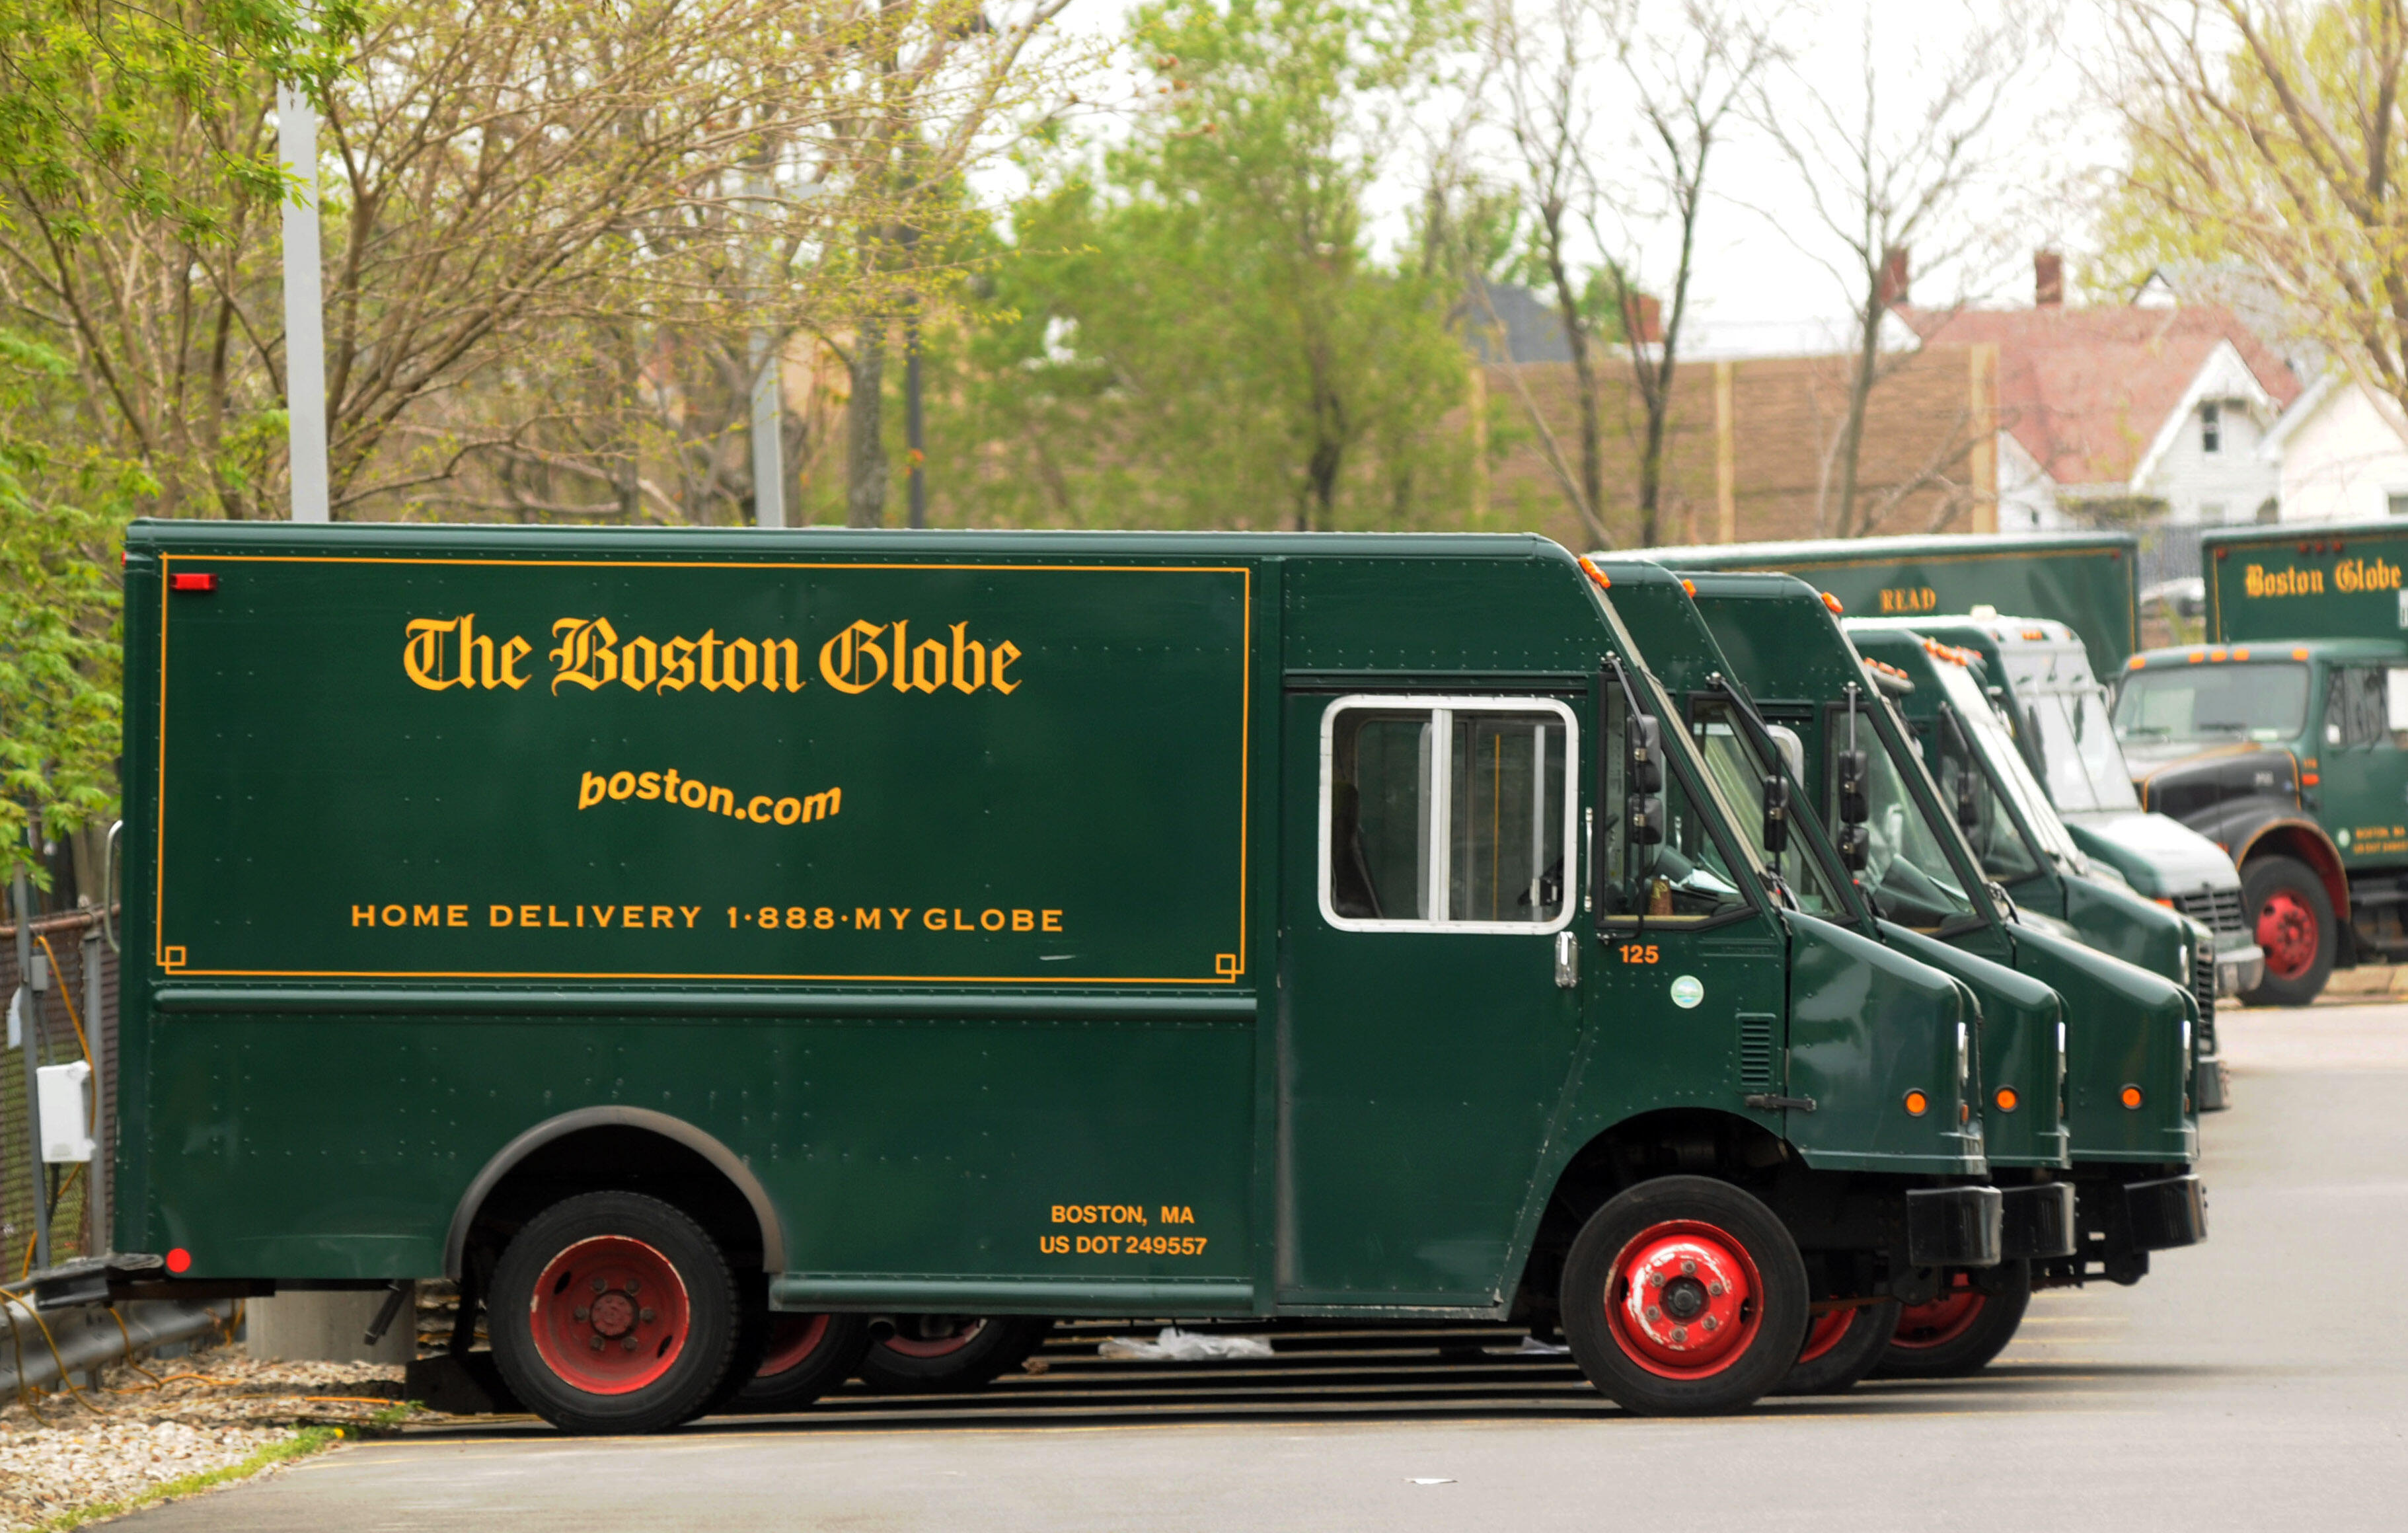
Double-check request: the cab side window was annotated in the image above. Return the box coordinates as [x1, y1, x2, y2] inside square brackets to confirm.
[1322, 699, 1573, 930]
[2325, 667, 2387, 747]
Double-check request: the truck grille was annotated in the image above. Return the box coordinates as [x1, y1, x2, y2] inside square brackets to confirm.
[2191, 946, 2218, 1053]
[2173, 887, 2247, 938]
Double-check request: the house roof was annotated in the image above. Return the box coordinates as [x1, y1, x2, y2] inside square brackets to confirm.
[1903, 305, 2303, 491]
[2257, 371, 2408, 461]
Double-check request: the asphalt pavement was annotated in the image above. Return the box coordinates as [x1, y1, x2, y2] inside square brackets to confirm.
[120, 1002, 2408, 1532]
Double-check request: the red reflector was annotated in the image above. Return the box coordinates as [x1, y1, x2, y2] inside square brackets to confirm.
[170, 572, 217, 593]
[165, 1247, 193, 1274]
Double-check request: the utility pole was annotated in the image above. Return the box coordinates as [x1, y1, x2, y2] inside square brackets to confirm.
[750, 328, 786, 529]
[278, 83, 329, 524]
[905, 312, 926, 530]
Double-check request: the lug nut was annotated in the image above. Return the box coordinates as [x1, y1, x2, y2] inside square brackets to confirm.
[589, 1335, 605, 1351]
[1703, 1316, 1719, 1332]
[593, 1277, 607, 1295]
[1645, 1305, 1663, 1322]
[626, 1278, 641, 1295]
[1680, 1259, 1696, 1276]
[1672, 1326, 1688, 1343]
[640, 1308, 656, 1324]
[623, 1336, 639, 1352]
[574, 1306, 589, 1321]
[1708, 1281, 1724, 1297]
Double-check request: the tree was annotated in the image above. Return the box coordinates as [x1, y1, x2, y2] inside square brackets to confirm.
[930, 0, 1477, 533]
[1487, 0, 1781, 548]
[2103, 1, 2408, 416]
[1750, 0, 2053, 537]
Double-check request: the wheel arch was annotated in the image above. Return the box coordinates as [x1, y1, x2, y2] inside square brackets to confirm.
[2235, 818, 2349, 920]
[445, 1106, 787, 1281]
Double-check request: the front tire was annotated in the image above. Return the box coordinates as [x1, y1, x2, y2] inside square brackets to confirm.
[488, 1191, 739, 1434]
[1773, 1298, 1901, 1396]
[858, 1316, 1051, 1394]
[1560, 1176, 1808, 1416]
[2240, 854, 2335, 1007]
[1875, 1260, 2031, 1378]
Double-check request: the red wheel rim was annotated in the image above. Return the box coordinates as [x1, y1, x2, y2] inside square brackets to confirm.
[1891, 1274, 1984, 1351]
[1602, 1219, 1764, 1380]
[1796, 1307, 1856, 1365]
[880, 1316, 987, 1359]
[756, 1314, 832, 1380]
[526, 1235, 692, 1396]
[2257, 889, 2319, 980]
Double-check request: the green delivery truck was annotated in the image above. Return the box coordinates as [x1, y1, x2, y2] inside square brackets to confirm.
[1599, 562, 2206, 1374]
[79, 521, 2015, 1429]
[2115, 519, 2408, 1004]
[1639, 532, 2142, 671]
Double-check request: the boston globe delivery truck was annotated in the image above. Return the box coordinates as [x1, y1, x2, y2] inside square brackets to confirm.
[97, 523, 2004, 1430]
[2115, 521, 2408, 1005]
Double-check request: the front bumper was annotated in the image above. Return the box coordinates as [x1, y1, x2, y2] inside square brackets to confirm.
[2216, 942, 2264, 998]
[2195, 1055, 2231, 1112]
[1998, 1182, 2078, 1261]
[1905, 1185, 2002, 1267]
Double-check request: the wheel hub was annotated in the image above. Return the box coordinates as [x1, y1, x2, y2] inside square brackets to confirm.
[2257, 889, 2319, 980]
[1891, 1274, 1985, 1351]
[1606, 1221, 1762, 1379]
[528, 1235, 691, 1396]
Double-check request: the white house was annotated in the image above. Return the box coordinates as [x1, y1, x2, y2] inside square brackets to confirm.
[2257, 373, 2408, 523]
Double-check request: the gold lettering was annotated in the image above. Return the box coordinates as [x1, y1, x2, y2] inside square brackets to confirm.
[819, 621, 889, 693]
[855, 907, 883, 929]
[746, 794, 774, 822]
[381, 904, 406, 926]
[659, 636, 698, 693]
[447, 905, 467, 926]
[924, 908, 948, 930]
[992, 640, 1022, 694]
[521, 904, 542, 926]
[461, 613, 496, 689]
[490, 905, 514, 926]
[650, 905, 674, 927]
[950, 624, 986, 692]
[722, 637, 757, 692]
[698, 630, 724, 691]
[891, 619, 910, 692]
[549, 618, 620, 692]
[763, 638, 803, 692]
[909, 638, 946, 693]
[1042, 909, 1062, 931]
[591, 905, 617, 927]
[621, 636, 658, 692]
[707, 785, 736, 815]
[404, 618, 461, 691]
[802, 787, 841, 822]
[351, 905, 377, 926]
[412, 905, 440, 926]
[680, 906, 700, 928]
[498, 636, 532, 689]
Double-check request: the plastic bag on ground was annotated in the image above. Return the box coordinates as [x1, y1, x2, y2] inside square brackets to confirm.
[1096, 1326, 1275, 1361]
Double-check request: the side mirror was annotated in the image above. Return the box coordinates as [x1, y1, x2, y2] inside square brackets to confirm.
[1835, 748, 1869, 825]
[1627, 714, 1664, 794]
[1628, 794, 1666, 846]
[1954, 770, 1981, 831]
[1762, 774, 1790, 855]
[1836, 821, 1869, 873]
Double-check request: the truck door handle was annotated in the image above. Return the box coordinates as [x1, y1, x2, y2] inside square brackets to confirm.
[1554, 930, 1579, 989]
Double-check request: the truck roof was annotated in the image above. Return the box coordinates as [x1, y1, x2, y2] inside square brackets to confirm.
[2201, 519, 2408, 646]
[1623, 532, 2140, 672]
[2125, 634, 2408, 671]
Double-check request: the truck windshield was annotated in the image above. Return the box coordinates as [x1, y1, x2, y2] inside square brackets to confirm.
[2023, 687, 2143, 812]
[1687, 700, 1852, 920]
[2115, 662, 2310, 744]
[1927, 663, 2082, 872]
[1830, 704, 1980, 932]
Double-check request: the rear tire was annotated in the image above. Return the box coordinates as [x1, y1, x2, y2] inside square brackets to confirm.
[737, 1312, 874, 1412]
[1560, 1176, 1807, 1416]
[858, 1316, 1052, 1394]
[1875, 1260, 2031, 1378]
[1773, 1298, 1901, 1396]
[2240, 855, 2335, 1007]
[488, 1191, 739, 1434]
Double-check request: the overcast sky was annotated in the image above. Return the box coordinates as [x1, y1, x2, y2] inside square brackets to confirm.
[1044, 0, 2130, 339]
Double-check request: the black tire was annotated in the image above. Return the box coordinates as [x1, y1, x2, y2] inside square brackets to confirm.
[2239, 854, 2336, 1007]
[1560, 1176, 1809, 1416]
[1874, 1260, 2032, 1378]
[857, 1316, 1052, 1394]
[488, 1191, 739, 1435]
[736, 1312, 874, 1412]
[687, 1270, 774, 1422]
[1773, 1299, 1902, 1396]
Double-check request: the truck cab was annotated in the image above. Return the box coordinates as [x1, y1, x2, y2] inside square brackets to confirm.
[2113, 521, 2408, 1005]
[1852, 613, 2262, 1009]
[1844, 624, 2233, 1109]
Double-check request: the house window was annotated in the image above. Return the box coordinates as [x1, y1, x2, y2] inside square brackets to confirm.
[2389, 492, 2408, 518]
[2201, 401, 2222, 453]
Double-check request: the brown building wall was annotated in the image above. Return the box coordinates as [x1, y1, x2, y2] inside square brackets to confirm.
[1479, 344, 1994, 552]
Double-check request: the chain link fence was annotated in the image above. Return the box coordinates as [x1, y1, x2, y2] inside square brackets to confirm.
[3, 909, 119, 1278]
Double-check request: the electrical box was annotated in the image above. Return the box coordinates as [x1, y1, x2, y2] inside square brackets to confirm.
[37, 1060, 94, 1162]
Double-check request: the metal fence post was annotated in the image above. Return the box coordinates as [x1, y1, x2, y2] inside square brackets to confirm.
[11, 865, 48, 1273]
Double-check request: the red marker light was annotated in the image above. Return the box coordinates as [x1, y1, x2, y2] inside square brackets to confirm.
[165, 1248, 193, 1274]
[170, 572, 217, 593]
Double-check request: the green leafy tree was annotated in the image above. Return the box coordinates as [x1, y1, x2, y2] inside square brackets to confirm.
[931, 0, 1479, 531]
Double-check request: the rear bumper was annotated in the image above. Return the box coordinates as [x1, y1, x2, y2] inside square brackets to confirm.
[1998, 1182, 2078, 1261]
[1905, 1185, 2002, 1267]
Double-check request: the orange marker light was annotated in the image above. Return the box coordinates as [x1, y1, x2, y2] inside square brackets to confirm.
[2187, 650, 2207, 663]
[2234, 648, 2251, 660]
[1577, 556, 1612, 591]
[2209, 648, 2228, 661]
[1902, 1090, 1930, 1117]
[2130, 656, 2148, 669]
[2303, 772, 2320, 786]
[1682, 578, 1696, 597]
[2120, 1085, 2144, 1110]
[1995, 1087, 2019, 1112]
[166, 1248, 193, 1274]
[2294, 647, 2310, 660]
[1823, 591, 1844, 614]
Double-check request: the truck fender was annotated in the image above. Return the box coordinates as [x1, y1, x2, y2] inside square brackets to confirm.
[2230, 816, 2349, 921]
[443, 1105, 788, 1280]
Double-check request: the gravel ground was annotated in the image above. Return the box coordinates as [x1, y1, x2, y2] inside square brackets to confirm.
[0, 1343, 420, 1532]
